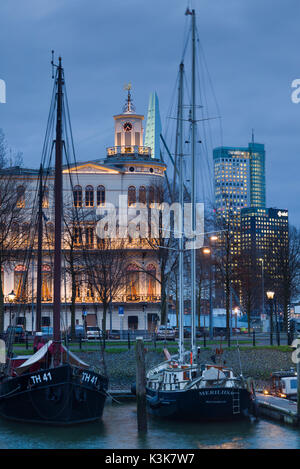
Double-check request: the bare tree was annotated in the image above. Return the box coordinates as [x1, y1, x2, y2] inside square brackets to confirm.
[0, 130, 26, 331]
[213, 202, 240, 341]
[236, 250, 260, 333]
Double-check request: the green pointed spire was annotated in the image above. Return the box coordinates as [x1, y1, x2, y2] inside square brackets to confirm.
[144, 92, 162, 159]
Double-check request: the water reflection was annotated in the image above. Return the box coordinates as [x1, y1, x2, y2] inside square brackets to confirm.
[0, 402, 299, 449]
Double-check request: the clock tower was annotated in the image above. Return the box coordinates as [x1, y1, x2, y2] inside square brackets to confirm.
[113, 84, 144, 148]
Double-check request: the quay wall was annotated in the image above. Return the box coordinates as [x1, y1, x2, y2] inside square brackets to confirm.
[77, 347, 295, 390]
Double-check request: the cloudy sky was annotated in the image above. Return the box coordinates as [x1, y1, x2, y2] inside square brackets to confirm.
[0, 0, 300, 226]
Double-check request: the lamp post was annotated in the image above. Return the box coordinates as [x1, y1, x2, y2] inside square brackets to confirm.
[203, 235, 218, 340]
[8, 290, 16, 326]
[234, 307, 239, 331]
[266, 291, 274, 346]
[274, 297, 280, 346]
[259, 258, 265, 319]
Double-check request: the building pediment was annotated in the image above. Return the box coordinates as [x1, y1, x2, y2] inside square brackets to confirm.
[63, 162, 120, 175]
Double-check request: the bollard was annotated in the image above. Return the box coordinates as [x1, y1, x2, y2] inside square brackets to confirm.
[253, 330, 256, 347]
[153, 332, 157, 349]
[203, 333, 206, 348]
[25, 333, 28, 350]
[136, 337, 147, 433]
[79, 336, 82, 350]
[128, 331, 131, 350]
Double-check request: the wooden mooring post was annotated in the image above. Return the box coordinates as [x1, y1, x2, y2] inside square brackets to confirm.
[136, 337, 147, 433]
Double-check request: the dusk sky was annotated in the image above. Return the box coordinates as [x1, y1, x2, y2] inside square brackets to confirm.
[1, 0, 300, 226]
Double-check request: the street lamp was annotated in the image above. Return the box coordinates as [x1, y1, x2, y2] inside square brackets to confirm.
[8, 290, 16, 326]
[143, 304, 148, 337]
[266, 291, 275, 346]
[234, 307, 239, 330]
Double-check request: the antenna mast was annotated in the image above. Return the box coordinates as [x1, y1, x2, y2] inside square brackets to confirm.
[53, 56, 64, 364]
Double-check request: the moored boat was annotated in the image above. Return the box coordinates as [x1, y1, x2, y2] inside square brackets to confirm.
[146, 354, 257, 421]
[0, 56, 108, 425]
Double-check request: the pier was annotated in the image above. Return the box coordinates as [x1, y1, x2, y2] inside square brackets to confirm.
[256, 392, 299, 426]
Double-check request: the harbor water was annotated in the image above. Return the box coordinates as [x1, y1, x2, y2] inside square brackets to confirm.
[0, 402, 300, 449]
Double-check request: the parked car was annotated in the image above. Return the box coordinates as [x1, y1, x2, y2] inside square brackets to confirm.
[196, 327, 209, 338]
[5, 325, 25, 343]
[107, 329, 121, 340]
[174, 327, 191, 339]
[66, 325, 86, 340]
[156, 325, 176, 341]
[86, 326, 104, 340]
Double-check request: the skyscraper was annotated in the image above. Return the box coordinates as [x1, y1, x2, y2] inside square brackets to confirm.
[213, 141, 266, 216]
[144, 92, 162, 160]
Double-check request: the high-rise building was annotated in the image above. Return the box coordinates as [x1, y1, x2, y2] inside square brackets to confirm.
[240, 207, 289, 291]
[144, 92, 162, 160]
[213, 141, 265, 216]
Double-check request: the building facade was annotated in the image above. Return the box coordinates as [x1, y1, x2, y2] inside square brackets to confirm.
[2, 92, 167, 333]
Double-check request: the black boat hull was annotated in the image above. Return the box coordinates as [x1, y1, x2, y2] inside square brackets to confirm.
[0, 364, 108, 425]
[146, 387, 256, 421]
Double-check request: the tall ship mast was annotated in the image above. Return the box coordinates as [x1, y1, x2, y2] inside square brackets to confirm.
[0, 56, 108, 425]
[142, 9, 258, 422]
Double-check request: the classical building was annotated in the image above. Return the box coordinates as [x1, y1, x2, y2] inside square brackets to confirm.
[3, 90, 166, 333]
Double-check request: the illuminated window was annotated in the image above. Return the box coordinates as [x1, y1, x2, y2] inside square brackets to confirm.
[85, 226, 94, 248]
[42, 186, 49, 208]
[126, 263, 140, 299]
[73, 185, 82, 208]
[14, 265, 27, 301]
[41, 264, 52, 301]
[85, 185, 94, 207]
[16, 186, 25, 208]
[73, 226, 83, 246]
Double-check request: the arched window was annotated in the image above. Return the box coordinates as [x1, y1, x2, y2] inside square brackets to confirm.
[42, 186, 49, 208]
[139, 186, 146, 205]
[128, 186, 136, 207]
[126, 263, 140, 300]
[146, 264, 157, 298]
[16, 186, 25, 208]
[148, 186, 155, 206]
[97, 185, 105, 207]
[73, 185, 82, 208]
[14, 265, 27, 301]
[85, 185, 94, 207]
[42, 264, 52, 301]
